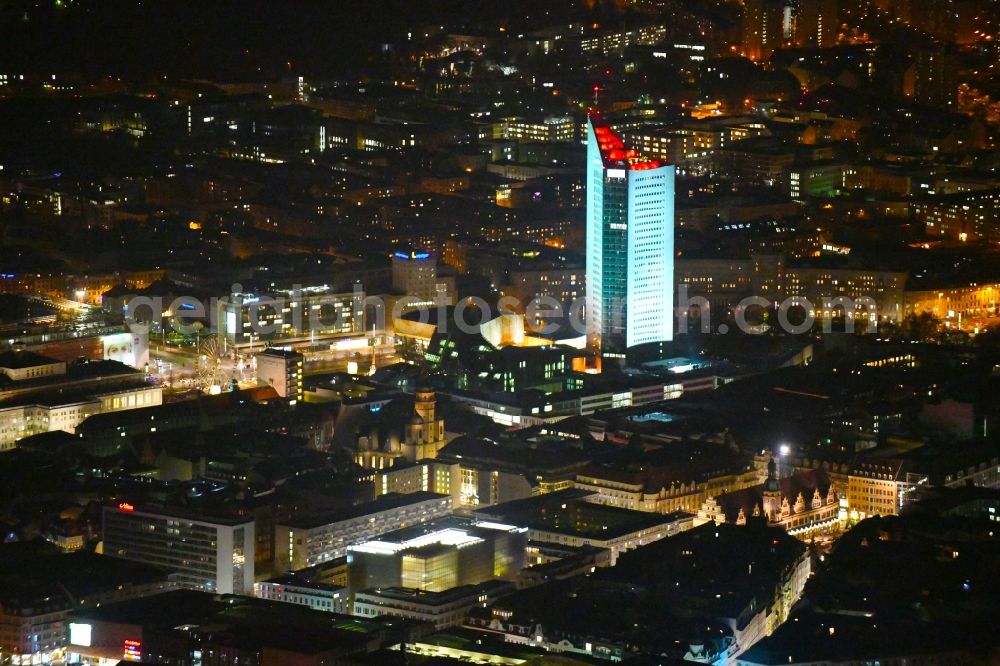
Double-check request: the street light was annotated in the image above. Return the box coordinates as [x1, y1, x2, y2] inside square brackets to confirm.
[777, 443, 791, 479]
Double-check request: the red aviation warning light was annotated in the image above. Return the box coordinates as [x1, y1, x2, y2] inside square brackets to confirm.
[592, 121, 663, 170]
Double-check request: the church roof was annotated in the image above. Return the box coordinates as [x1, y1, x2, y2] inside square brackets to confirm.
[713, 468, 833, 523]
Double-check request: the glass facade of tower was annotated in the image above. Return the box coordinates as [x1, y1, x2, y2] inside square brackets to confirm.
[586, 117, 675, 361]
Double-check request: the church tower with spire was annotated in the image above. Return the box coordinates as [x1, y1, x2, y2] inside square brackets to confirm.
[762, 457, 782, 523]
[403, 387, 447, 461]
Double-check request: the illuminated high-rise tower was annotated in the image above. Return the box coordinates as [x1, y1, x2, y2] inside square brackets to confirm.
[585, 116, 675, 363]
[743, 0, 792, 62]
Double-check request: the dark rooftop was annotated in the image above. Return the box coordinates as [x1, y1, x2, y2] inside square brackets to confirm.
[280, 491, 449, 529]
[472, 489, 688, 540]
[0, 542, 173, 611]
[69, 589, 425, 655]
[257, 347, 304, 359]
[0, 350, 62, 370]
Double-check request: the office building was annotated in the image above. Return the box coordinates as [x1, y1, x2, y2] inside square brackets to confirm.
[216, 286, 364, 347]
[0, 384, 163, 452]
[65, 590, 431, 666]
[471, 489, 693, 565]
[675, 257, 754, 317]
[0, 351, 66, 381]
[276, 492, 452, 570]
[392, 249, 450, 305]
[0, 351, 162, 452]
[914, 188, 1000, 241]
[503, 263, 583, 328]
[743, 0, 792, 61]
[255, 575, 349, 613]
[354, 580, 515, 629]
[585, 117, 675, 362]
[0, 543, 177, 666]
[469, 522, 809, 663]
[346, 517, 527, 594]
[796, 0, 839, 48]
[256, 348, 303, 402]
[904, 282, 1000, 326]
[102, 503, 255, 595]
[782, 264, 907, 322]
[373, 460, 462, 503]
[734, 254, 906, 322]
[0, 327, 149, 371]
[579, 24, 668, 55]
[492, 116, 577, 143]
[715, 136, 797, 188]
[789, 162, 846, 199]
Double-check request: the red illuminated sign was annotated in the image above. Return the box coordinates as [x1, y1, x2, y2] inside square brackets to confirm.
[118, 502, 135, 512]
[123, 639, 142, 661]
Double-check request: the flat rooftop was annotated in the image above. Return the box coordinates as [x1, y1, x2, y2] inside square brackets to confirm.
[69, 589, 422, 655]
[0, 543, 172, 610]
[349, 515, 524, 556]
[472, 489, 688, 540]
[104, 501, 256, 527]
[280, 491, 449, 530]
[357, 580, 514, 606]
[257, 347, 304, 359]
[0, 350, 62, 369]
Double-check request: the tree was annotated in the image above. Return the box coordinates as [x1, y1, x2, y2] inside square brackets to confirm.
[896, 312, 941, 342]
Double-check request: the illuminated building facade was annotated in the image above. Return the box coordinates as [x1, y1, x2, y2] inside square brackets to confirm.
[346, 518, 527, 595]
[256, 348, 303, 403]
[580, 24, 668, 55]
[846, 444, 1000, 522]
[782, 266, 907, 322]
[392, 249, 447, 305]
[696, 461, 842, 538]
[472, 489, 692, 565]
[796, 0, 839, 48]
[0, 351, 162, 451]
[744, 255, 906, 322]
[373, 460, 462, 505]
[276, 492, 452, 570]
[353, 580, 515, 629]
[254, 576, 349, 613]
[351, 388, 449, 469]
[575, 460, 760, 515]
[0, 547, 177, 666]
[742, 0, 791, 61]
[914, 188, 1000, 241]
[493, 116, 577, 142]
[0, 384, 162, 452]
[65, 590, 423, 665]
[586, 117, 675, 362]
[102, 503, 255, 595]
[847, 460, 904, 521]
[904, 283, 1000, 328]
[216, 286, 364, 347]
[0, 269, 165, 305]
